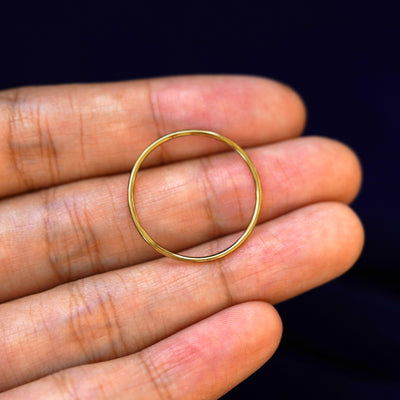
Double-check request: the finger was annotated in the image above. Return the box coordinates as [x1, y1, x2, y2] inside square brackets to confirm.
[0, 302, 281, 400]
[0, 202, 363, 390]
[0, 75, 306, 197]
[0, 137, 362, 301]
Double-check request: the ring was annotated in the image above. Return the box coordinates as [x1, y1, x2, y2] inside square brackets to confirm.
[128, 130, 262, 262]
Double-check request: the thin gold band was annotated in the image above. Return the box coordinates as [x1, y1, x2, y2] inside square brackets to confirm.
[128, 130, 262, 262]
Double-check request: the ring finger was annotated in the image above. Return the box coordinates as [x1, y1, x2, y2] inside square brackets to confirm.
[0, 201, 364, 391]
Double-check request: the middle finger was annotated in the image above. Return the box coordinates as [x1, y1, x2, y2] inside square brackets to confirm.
[0, 136, 360, 301]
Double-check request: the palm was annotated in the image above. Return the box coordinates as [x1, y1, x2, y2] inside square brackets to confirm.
[0, 76, 363, 399]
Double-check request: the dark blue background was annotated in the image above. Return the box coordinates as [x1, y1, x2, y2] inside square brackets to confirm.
[1, 1, 399, 398]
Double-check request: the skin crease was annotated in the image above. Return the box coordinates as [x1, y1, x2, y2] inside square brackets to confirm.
[0, 75, 364, 399]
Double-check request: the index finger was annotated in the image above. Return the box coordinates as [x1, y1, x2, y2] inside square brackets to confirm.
[0, 75, 306, 197]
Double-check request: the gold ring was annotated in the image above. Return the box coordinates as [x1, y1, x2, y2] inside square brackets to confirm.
[128, 130, 262, 262]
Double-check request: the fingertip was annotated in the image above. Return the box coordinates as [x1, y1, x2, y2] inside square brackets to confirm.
[332, 202, 365, 273]
[297, 136, 363, 204]
[307, 201, 365, 278]
[333, 139, 363, 204]
[273, 79, 308, 137]
[235, 75, 308, 140]
[236, 301, 283, 357]
[236, 301, 282, 338]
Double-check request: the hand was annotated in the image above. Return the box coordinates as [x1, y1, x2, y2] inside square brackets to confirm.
[0, 76, 363, 399]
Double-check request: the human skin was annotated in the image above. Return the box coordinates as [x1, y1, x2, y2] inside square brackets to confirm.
[0, 75, 364, 399]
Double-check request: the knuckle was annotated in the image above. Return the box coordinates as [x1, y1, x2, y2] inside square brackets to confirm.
[147, 79, 166, 138]
[146, 79, 168, 164]
[42, 189, 103, 283]
[67, 279, 128, 362]
[198, 155, 250, 236]
[217, 260, 235, 306]
[51, 369, 80, 400]
[138, 351, 174, 400]
[198, 157, 223, 237]
[51, 366, 108, 400]
[1, 87, 60, 191]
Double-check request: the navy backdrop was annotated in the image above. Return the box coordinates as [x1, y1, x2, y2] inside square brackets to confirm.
[1, 1, 399, 399]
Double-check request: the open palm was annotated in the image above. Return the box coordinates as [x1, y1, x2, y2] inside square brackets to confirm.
[0, 75, 363, 399]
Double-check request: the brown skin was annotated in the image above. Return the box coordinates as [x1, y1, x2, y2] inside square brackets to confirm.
[0, 76, 364, 399]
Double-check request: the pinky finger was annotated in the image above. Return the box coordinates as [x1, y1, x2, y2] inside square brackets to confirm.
[1, 302, 282, 400]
